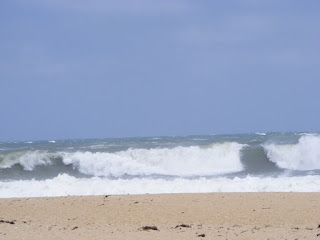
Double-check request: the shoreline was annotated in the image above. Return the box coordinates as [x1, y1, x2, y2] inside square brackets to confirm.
[1, 193, 320, 239]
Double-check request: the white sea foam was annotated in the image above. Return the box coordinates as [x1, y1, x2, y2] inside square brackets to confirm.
[0, 151, 53, 170]
[1, 174, 319, 198]
[62, 142, 245, 177]
[264, 135, 320, 170]
[0, 142, 245, 176]
[48, 140, 56, 143]
[87, 144, 106, 150]
[296, 132, 318, 136]
[255, 132, 266, 136]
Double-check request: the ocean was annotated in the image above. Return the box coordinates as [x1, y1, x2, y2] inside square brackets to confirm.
[0, 132, 319, 198]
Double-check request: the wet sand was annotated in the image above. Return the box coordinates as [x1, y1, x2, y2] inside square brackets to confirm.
[0, 193, 320, 239]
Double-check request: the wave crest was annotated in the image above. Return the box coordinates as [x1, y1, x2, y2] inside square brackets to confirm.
[264, 135, 320, 170]
[0, 151, 56, 171]
[0, 142, 245, 177]
[62, 142, 245, 177]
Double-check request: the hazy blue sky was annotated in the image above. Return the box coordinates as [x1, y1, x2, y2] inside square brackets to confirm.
[1, 0, 319, 141]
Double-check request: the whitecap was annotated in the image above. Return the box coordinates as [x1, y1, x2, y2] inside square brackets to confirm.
[1, 174, 319, 198]
[263, 135, 320, 170]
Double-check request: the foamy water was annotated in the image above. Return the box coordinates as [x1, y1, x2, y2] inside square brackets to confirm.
[61, 142, 245, 177]
[0, 133, 319, 198]
[264, 135, 320, 170]
[1, 174, 319, 198]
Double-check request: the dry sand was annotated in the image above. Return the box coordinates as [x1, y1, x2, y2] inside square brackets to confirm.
[0, 193, 319, 239]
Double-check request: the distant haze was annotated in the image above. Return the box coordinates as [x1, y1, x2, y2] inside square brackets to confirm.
[0, 0, 319, 141]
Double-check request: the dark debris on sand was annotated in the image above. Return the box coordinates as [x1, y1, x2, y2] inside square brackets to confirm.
[197, 233, 206, 237]
[175, 224, 191, 229]
[140, 226, 159, 231]
[0, 220, 15, 224]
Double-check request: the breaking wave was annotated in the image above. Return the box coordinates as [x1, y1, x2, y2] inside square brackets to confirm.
[1, 133, 320, 197]
[0, 151, 58, 171]
[264, 135, 320, 170]
[0, 142, 245, 177]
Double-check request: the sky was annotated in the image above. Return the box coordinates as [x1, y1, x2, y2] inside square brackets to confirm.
[0, 0, 319, 141]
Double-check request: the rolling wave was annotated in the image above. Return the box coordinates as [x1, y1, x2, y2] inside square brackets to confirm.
[263, 135, 320, 170]
[1, 135, 319, 180]
[0, 151, 60, 171]
[0, 142, 245, 177]
[1, 134, 320, 197]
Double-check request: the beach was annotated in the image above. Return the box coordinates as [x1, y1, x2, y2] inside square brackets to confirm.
[1, 135, 320, 239]
[2, 0, 319, 238]
[1, 193, 319, 239]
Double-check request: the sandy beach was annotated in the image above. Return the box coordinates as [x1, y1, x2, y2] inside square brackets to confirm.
[0, 193, 319, 239]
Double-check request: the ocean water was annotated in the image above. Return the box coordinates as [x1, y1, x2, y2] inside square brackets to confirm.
[0, 132, 320, 198]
